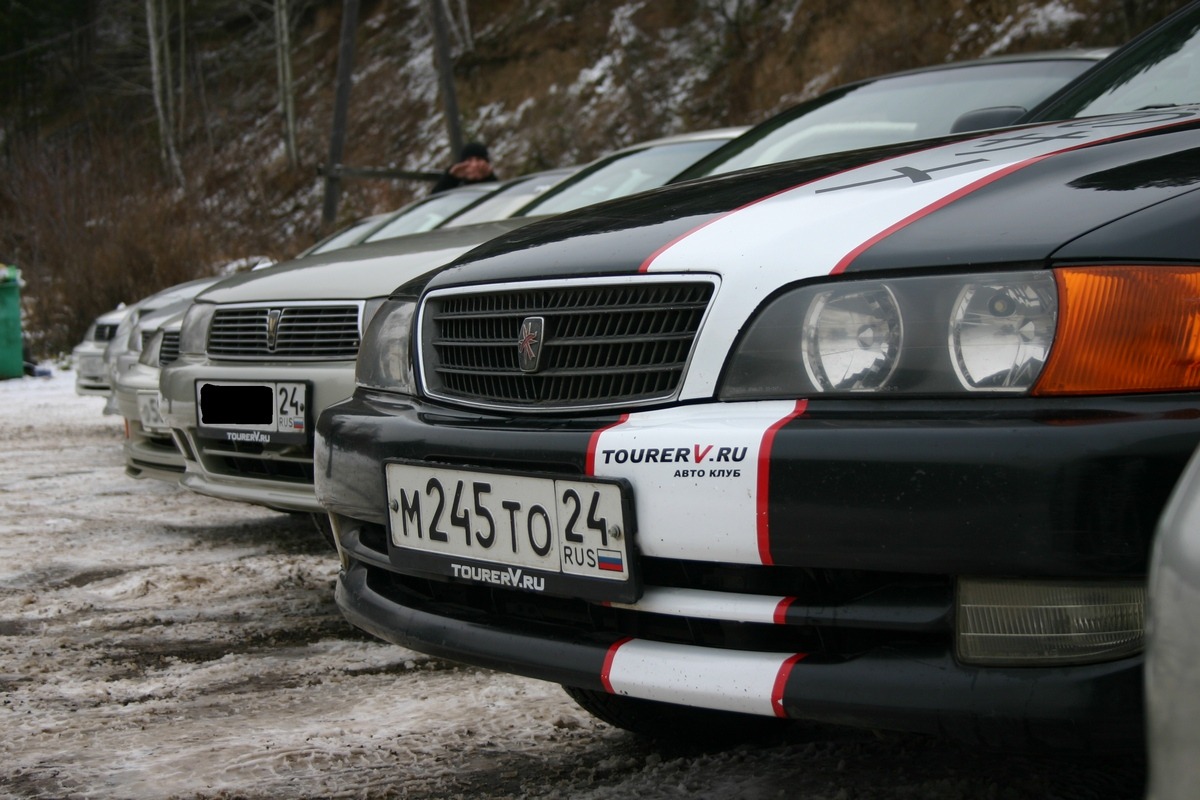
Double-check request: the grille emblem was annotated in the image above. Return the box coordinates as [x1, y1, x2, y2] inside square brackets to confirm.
[265, 309, 283, 352]
[517, 316, 545, 373]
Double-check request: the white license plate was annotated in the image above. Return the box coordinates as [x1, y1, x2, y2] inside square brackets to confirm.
[136, 391, 168, 433]
[195, 380, 308, 445]
[385, 461, 636, 601]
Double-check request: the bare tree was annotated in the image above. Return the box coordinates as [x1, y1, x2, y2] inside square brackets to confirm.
[443, 0, 474, 52]
[275, 0, 298, 167]
[145, 0, 184, 186]
[177, 0, 186, 139]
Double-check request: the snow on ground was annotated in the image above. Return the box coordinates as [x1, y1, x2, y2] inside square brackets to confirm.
[0, 370, 1146, 799]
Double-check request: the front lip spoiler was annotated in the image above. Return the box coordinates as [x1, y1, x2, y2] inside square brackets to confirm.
[336, 557, 1144, 752]
[179, 472, 322, 514]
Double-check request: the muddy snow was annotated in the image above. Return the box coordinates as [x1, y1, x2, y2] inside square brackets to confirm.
[0, 371, 1146, 799]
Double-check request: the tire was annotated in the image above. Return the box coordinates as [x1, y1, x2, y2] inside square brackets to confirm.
[562, 685, 790, 744]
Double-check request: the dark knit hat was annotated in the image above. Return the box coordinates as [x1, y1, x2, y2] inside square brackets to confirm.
[459, 141, 490, 161]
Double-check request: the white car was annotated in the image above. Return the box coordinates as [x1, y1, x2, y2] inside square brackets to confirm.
[72, 306, 130, 396]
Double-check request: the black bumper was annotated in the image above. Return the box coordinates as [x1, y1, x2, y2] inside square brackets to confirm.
[316, 389, 1200, 749]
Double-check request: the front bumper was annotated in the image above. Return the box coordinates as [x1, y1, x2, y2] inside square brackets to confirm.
[114, 365, 184, 482]
[161, 357, 356, 513]
[317, 388, 1200, 749]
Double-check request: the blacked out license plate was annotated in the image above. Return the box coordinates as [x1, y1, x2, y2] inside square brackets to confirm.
[195, 380, 309, 446]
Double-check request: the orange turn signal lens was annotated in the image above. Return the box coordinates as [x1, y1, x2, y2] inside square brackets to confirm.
[1034, 266, 1200, 395]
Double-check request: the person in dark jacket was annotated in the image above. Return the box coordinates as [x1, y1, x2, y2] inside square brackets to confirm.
[430, 142, 498, 194]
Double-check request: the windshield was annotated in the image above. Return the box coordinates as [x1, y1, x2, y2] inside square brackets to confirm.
[442, 171, 574, 227]
[519, 139, 731, 216]
[363, 189, 494, 243]
[1029, 10, 1200, 121]
[305, 216, 385, 256]
[679, 60, 1096, 180]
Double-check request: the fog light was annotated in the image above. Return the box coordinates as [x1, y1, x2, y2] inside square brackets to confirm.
[956, 578, 1144, 666]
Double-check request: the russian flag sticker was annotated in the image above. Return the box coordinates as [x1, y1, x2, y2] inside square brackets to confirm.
[597, 549, 624, 573]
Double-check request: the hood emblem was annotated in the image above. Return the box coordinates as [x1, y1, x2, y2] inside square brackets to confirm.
[517, 316, 545, 373]
[266, 309, 283, 352]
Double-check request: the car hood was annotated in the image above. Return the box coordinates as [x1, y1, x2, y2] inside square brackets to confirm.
[197, 219, 531, 305]
[434, 108, 1200, 291]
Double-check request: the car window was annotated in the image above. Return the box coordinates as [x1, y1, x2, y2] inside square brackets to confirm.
[363, 189, 494, 243]
[1029, 11, 1200, 121]
[518, 139, 731, 217]
[682, 60, 1096, 180]
[441, 171, 575, 227]
[306, 216, 386, 255]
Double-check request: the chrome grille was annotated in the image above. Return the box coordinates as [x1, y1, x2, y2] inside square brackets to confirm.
[421, 279, 714, 411]
[207, 305, 360, 359]
[159, 331, 181, 365]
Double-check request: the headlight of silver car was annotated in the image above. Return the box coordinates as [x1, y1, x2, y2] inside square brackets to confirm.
[179, 302, 216, 356]
[724, 270, 1057, 397]
[138, 330, 163, 367]
[355, 297, 417, 394]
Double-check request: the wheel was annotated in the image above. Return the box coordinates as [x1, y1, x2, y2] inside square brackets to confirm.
[563, 685, 790, 744]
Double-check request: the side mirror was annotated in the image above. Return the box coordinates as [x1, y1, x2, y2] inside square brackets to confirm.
[951, 106, 1027, 134]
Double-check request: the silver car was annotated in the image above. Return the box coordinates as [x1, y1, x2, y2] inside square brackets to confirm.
[159, 130, 744, 518]
[72, 306, 131, 396]
[102, 277, 221, 415]
[113, 311, 186, 482]
[1148, 444, 1200, 799]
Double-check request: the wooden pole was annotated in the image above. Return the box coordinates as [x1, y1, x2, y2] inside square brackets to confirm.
[428, 0, 463, 159]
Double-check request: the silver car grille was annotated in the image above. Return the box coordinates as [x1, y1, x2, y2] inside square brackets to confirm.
[207, 305, 360, 360]
[419, 278, 715, 411]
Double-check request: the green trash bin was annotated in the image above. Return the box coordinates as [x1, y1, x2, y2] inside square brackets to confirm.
[0, 265, 23, 379]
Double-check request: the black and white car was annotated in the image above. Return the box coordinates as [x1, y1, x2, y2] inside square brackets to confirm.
[316, 4, 1200, 751]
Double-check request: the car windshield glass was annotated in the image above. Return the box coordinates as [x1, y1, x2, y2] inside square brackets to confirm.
[441, 172, 573, 227]
[1030, 11, 1200, 120]
[307, 217, 383, 255]
[519, 139, 729, 217]
[363, 190, 492, 243]
[683, 60, 1095, 179]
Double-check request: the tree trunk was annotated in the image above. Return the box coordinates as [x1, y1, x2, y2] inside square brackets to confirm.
[145, 0, 185, 186]
[177, 0, 186, 139]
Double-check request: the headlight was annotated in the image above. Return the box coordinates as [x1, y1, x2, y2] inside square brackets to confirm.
[138, 330, 163, 367]
[724, 270, 1057, 397]
[803, 284, 902, 391]
[179, 302, 216, 355]
[355, 297, 417, 394]
[113, 309, 139, 354]
[950, 277, 1057, 391]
